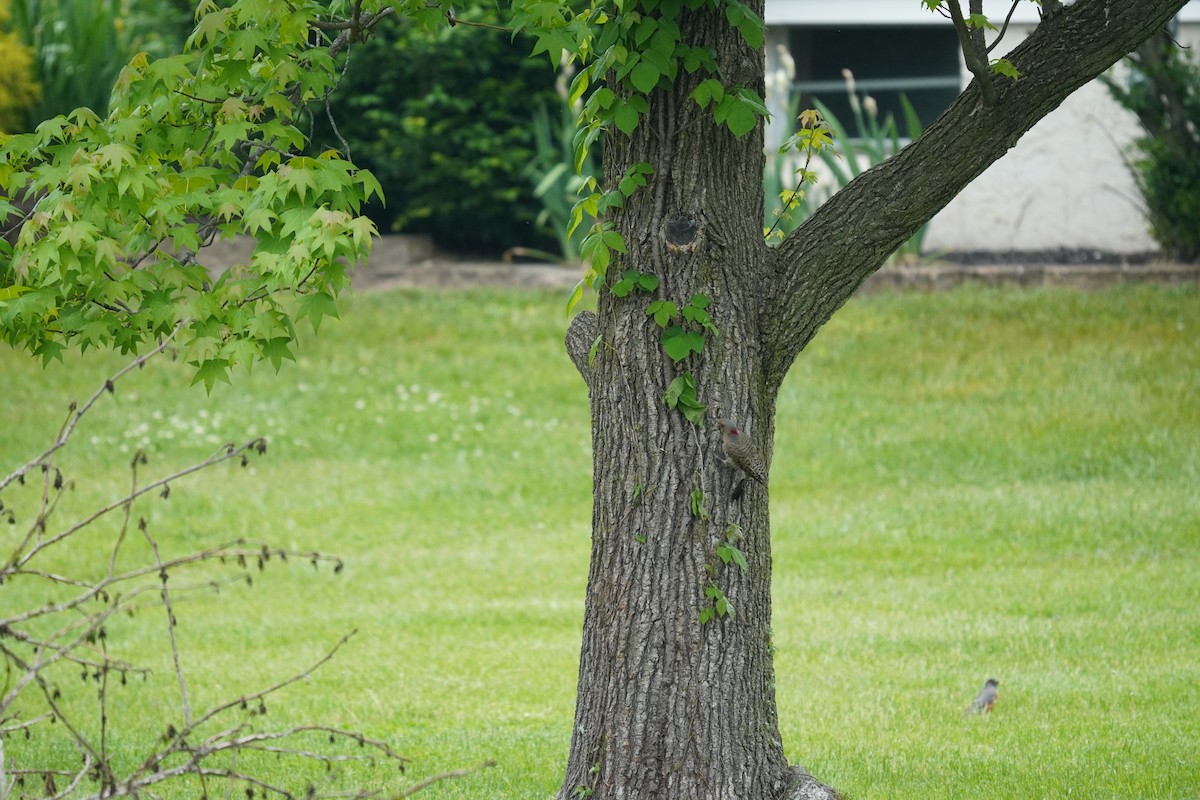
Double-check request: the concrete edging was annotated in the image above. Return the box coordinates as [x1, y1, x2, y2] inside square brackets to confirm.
[858, 263, 1200, 293]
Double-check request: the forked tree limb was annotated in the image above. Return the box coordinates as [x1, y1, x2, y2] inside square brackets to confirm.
[761, 0, 1189, 388]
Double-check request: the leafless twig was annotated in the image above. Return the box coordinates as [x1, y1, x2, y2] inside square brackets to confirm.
[0, 347, 476, 800]
[391, 761, 498, 799]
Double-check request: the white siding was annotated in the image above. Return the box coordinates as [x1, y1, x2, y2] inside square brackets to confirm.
[926, 22, 1156, 254]
[764, 2, 1200, 255]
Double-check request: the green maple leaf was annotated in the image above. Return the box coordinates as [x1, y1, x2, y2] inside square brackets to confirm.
[296, 290, 339, 332]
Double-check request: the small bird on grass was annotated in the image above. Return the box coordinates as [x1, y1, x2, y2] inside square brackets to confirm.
[966, 678, 1000, 714]
[717, 419, 767, 501]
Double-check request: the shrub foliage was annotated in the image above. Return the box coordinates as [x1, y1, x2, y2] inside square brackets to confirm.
[0, 0, 39, 132]
[6, 0, 190, 128]
[313, 11, 560, 256]
[1105, 29, 1200, 261]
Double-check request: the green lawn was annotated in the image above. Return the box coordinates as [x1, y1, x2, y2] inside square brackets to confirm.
[3, 284, 1198, 799]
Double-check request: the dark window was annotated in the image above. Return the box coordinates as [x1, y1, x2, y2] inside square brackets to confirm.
[787, 25, 961, 130]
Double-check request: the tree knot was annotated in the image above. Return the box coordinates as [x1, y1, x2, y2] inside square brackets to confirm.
[663, 215, 702, 252]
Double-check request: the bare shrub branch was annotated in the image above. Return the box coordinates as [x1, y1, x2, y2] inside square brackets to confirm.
[0, 345, 471, 800]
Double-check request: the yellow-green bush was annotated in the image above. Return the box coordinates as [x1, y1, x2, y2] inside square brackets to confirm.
[6, 0, 189, 129]
[0, 0, 39, 132]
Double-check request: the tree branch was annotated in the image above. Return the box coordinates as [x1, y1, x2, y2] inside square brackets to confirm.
[987, 0, 1024, 54]
[967, 0, 987, 52]
[446, 12, 513, 33]
[0, 321, 186, 494]
[760, 0, 1189, 387]
[565, 310, 599, 383]
[948, 0, 997, 105]
[391, 761, 497, 799]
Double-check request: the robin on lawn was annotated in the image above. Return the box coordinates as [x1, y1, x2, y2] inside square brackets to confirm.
[967, 678, 999, 714]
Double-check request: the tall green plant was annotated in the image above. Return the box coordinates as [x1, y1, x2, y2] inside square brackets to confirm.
[8, 0, 188, 127]
[0, 0, 39, 132]
[525, 64, 599, 263]
[766, 70, 929, 262]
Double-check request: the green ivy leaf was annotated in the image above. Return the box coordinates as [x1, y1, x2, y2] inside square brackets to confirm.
[617, 162, 654, 197]
[614, 102, 640, 135]
[611, 275, 636, 297]
[601, 229, 627, 253]
[661, 326, 704, 362]
[587, 86, 616, 113]
[611, 268, 653, 297]
[682, 299, 719, 337]
[690, 486, 708, 520]
[568, 68, 590, 107]
[664, 373, 705, 424]
[631, 61, 660, 94]
[566, 280, 586, 317]
[691, 78, 724, 109]
[587, 334, 602, 366]
[664, 373, 693, 409]
[730, 547, 749, 572]
[646, 299, 678, 327]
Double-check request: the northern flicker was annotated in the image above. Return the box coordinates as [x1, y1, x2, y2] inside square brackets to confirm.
[717, 419, 767, 497]
[966, 678, 999, 714]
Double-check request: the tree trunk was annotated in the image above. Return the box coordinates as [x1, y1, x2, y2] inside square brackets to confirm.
[560, 4, 821, 798]
[561, 1, 1187, 798]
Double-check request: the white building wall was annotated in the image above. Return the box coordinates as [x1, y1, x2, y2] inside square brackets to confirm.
[924, 22, 1155, 255]
[764, 1, 1200, 256]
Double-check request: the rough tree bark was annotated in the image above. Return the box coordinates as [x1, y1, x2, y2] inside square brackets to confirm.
[561, 2, 1188, 798]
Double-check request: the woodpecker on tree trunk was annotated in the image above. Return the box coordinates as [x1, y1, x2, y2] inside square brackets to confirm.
[717, 419, 767, 499]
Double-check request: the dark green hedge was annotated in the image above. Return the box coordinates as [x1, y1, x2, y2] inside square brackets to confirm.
[313, 14, 561, 256]
[1105, 30, 1200, 262]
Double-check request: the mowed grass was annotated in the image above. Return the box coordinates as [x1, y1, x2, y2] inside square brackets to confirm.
[2, 284, 1197, 799]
